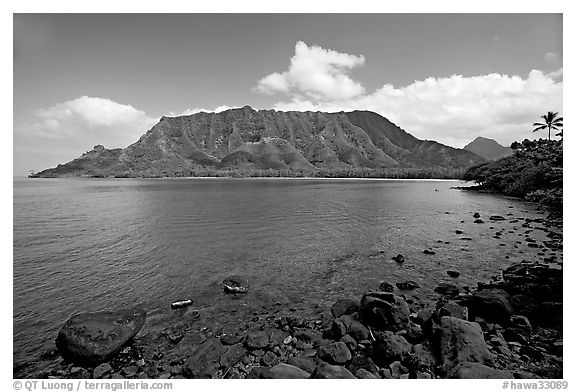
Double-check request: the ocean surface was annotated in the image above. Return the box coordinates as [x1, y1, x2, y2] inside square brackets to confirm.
[13, 177, 548, 369]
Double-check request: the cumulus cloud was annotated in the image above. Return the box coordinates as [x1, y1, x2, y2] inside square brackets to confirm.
[169, 105, 238, 116]
[255, 41, 366, 101]
[254, 43, 563, 148]
[17, 96, 158, 148]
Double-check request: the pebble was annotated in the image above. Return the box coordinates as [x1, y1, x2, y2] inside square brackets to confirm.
[93, 363, 112, 379]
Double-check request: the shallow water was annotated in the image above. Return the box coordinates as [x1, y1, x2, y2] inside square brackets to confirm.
[13, 177, 550, 368]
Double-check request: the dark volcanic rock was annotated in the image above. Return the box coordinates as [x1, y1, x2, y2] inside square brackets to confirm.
[245, 330, 270, 349]
[490, 215, 507, 221]
[372, 331, 412, 365]
[447, 270, 460, 278]
[331, 298, 360, 318]
[358, 292, 411, 332]
[423, 249, 436, 255]
[473, 213, 481, 218]
[448, 362, 513, 379]
[222, 275, 249, 293]
[311, 362, 356, 379]
[55, 308, 146, 365]
[392, 254, 405, 263]
[434, 283, 460, 297]
[460, 289, 513, 323]
[184, 338, 227, 378]
[317, 341, 352, 364]
[219, 343, 247, 368]
[249, 363, 311, 379]
[396, 280, 420, 290]
[287, 356, 317, 374]
[474, 219, 484, 224]
[437, 317, 493, 371]
[379, 282, 395, 292]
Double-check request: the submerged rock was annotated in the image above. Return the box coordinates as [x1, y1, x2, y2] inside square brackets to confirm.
[392, 254, 405, 263]
[184, 338, 227, 378]
[434, 283, 460, 297]
[379, 282, 395, 292]
[222, 275, 249, 293]
[55, 308, 146, 365]
[396, 281, 420, 290]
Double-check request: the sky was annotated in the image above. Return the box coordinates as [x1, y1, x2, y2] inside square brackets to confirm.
[13, 14, 563, 175]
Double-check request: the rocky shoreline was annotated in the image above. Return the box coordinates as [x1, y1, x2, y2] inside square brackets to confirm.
[16, 211, 563, 380]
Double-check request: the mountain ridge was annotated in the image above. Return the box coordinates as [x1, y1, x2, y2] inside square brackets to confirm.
[463, 136, 513, 161]
[32, 106, 486, 178]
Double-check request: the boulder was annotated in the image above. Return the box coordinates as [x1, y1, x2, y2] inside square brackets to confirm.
[287, 356, 317, 374]
[219, 343, 247, 368]
[448, 362, 513, 379]
[93, 363, 112, 378]
[372, 331, 412, 365]
[331, 298, 359, 318]
[317, 341, 352, 365]
[184, 338, 227, 378]
[473, 213, 481, 218]
[396, 281, 420, 290]
[55, 308, 146, 365]
[355, 368, 378, 378]
[379, 282, 395, 292]
[436, 300, 468, 321]
[447, 270, 460, 278]
[460, 289, 513, 323]
[348, 355, 379, 375]
[438, 317, 493, 371]
[474, 219, 484, 224]
[250, 363, 311, 379]
[245, 330, 270, 349]
[358, 292, 410, 332]
[339, 315, 370, 341]
[222, 275, 249, 293]
[423, 249, 436, 255]
[311, 362, 356, 379]
[490, 215, 507, 221]
[434, 283, 460, 297]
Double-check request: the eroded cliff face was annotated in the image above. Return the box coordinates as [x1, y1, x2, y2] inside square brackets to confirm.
[32, 106, 485, 178]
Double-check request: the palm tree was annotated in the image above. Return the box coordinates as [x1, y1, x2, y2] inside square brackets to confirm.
[533, 111, 563, 140]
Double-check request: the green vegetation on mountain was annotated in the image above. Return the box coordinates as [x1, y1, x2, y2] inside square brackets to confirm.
[463, 138, 563, 209]
[30, 107, 485, 179]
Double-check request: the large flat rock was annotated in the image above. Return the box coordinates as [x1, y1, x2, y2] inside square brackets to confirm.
[55, 308, 146, 365]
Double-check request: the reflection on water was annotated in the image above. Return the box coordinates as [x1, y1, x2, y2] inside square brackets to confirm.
[13, 177, 546, 366]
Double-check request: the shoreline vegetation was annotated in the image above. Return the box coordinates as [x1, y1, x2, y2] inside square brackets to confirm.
[30, 167, 468, 180]
[462, 139, 563, 210]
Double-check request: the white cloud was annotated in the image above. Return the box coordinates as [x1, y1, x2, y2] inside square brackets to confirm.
[255, 41, 366, 101]
[17, 96, 158, 148]
[170, 105, 239, 116]
[255, 43, 563, 148]
[544, 52, 559, 63]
